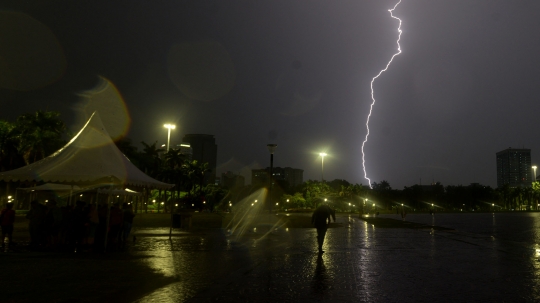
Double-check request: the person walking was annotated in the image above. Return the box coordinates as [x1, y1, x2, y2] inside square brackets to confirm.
[1, 203, 16, 251]
[108, 203, 124, 250]
[120, 203, 135, 247]
[311, 204, 335, 254]
[44, 200, 62, 247]
[27, 201, 47, 248]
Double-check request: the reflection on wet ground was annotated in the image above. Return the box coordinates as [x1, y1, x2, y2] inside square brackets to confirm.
[4, 213, 540, 302]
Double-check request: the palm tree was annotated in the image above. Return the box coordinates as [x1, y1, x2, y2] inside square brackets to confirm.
[164, 148, 186, 170]
[163, 148, 191, 200]
[0, 120, 23, 171]
[14, 110, 66, 164]
[139, 141, 164, 178]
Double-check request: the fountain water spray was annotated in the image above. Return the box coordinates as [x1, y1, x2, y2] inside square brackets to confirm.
[225, 189, 287, 244]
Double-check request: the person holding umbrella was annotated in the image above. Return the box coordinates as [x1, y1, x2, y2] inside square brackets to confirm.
[311, 203, 336, 254]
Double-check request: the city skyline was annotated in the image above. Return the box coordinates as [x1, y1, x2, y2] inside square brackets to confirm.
[2, 1, 540, 189]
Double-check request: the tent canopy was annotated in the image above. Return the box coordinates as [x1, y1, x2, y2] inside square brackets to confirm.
[18, 183, 142, 197]
[18, 183, 83, 191]
[0, 112, 173, 190]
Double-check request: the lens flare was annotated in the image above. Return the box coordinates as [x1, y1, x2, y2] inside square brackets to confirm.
[76, 77, 131, 143]
[362, 0, 403, 188]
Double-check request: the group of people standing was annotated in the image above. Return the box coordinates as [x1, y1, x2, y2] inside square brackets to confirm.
[0, 200, 135, 252]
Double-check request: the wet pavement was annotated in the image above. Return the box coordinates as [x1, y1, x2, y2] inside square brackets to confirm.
[3, 214, 540, 302]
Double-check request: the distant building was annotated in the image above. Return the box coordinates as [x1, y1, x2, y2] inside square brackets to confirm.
[251, 167, 304, 188]
[175, 142, 193, 160]
[496, 148, 532, 188]
[182, 134, 217, 185]
[221, 171, 245, 189]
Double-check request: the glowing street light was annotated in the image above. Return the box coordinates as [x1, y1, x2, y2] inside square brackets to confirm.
[164, 124, 176, 152]
[533, 166, 537, 182]
[319, 153, 327, 182]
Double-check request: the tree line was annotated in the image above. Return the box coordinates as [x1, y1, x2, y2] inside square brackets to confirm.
[1, 110, 537, 212]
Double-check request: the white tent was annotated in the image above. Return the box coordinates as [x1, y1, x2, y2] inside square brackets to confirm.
[18, 183, 85, 191]
[0, 112, 173, 190]
[18, 183, 142, 196]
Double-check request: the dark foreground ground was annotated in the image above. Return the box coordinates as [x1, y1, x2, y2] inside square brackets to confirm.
[2, 213, 540, 302]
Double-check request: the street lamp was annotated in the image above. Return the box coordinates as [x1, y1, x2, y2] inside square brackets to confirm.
[533, 166, 537, 182]
[267, 144, 277, 213]
[319, 153, 327, 182]
[164, 124, 176, 152]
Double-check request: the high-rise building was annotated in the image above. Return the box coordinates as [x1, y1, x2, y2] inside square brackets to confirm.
[252, 167, 304, 188]
[175, 143, 193, 160]
[182, 134, 217, 185]
[496, 148, 532, 188]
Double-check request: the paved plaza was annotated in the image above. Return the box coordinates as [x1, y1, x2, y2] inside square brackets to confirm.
[2, 213, 540, 302]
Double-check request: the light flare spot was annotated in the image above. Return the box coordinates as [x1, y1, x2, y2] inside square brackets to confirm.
[76, 77, 131, 143]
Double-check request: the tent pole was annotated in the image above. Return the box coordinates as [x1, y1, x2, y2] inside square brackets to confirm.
[69, 185, 73, 206]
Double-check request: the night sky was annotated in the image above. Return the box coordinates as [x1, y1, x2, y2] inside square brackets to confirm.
[1, 0, 540, 189]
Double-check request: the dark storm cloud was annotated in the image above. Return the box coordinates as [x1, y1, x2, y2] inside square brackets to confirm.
[1, 0, 540, 188]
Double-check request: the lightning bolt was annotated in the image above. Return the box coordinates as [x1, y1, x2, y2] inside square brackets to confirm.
[361, 0, 403, 188]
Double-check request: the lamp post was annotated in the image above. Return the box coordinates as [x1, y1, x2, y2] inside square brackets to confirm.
[267, 144, 277, 213]
[533, 166, 537, 182]
[164, 124, 176, 152]
[319, 153, 327, 182]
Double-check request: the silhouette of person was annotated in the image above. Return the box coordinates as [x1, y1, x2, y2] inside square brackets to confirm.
[1, 203, 16, 250]
[27, 201, 47, 248]
[311, 204, 335, 253]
